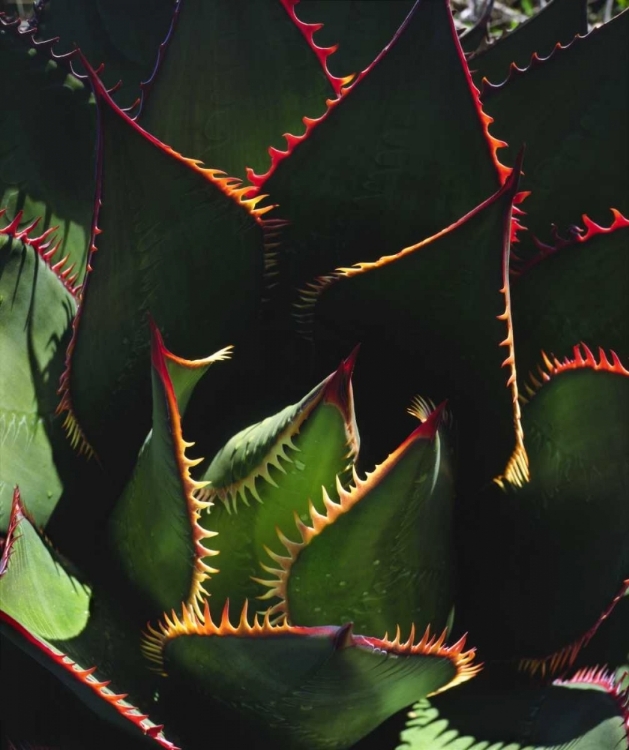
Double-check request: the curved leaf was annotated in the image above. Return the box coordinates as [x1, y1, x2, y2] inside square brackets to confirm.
[258, 404, 455, 638]
[60, 62, 268, 475]
[0, 490, 175, 748]
[458, 348, 629, 665]
[142, 600, 479, 750]
[0, 18, 95, 279]
[481, 10, 629, 248]
[260, 0, 505, 317]
[0, 219, 76, 530]
[109, 322, 226, 618]
[311, 164, 526, 487]
[198, 350, 359, 615]
[138, 0, 336, 179]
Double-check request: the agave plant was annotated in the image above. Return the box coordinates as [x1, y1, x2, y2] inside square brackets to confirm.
[0, 0, 628, 748]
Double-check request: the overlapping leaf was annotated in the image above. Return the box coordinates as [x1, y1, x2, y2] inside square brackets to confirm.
[61, 64, 267, 474]
[258, 404, 455, 638]
[197, 349, 359, 615]
[459, 349, 629, 666]
[138, 0, 336, 179]
[482, 10, 629, 247]
[142, 600, 478, 750]
[0, 18, 95, 278]
[0, 219, 76, 530]
[311, 163, 524, 486]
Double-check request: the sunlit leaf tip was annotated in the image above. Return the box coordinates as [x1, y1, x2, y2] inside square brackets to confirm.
[255, 402, 446, 618]
[520, 578, 629, 679]
[198, 348, 360, 511]
[148, 320, 222, 609]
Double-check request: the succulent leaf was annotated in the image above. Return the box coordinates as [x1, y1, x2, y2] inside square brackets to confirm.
[259, 404, 455, 638]
[469, 0, 588, 86]
[0, 218, 77, 530]
[0, 489, 175, 748]
[197, 349, 359, 615]
[482, 10, 629, 249]
[142, 599, 478, 750]
[261, 0, 506, 316]
[512, 210, 629, 376]
[59, 61, 268, 474]
[0, 17, 95, 280]
[35, 0, 175, 110]
[398, 673, 628, 749]
[138, 0, 337, 179]
[109, 321, 224, 618]
[459, 347, 629, 665]
[311, 161, 525, 486]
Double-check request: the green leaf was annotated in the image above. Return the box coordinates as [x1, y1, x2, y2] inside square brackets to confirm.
[295, 0, 415, 79]
[197, 350, 359, 616]
[109, 321, 226, 618]
[61, 64, 267, 475]
[260, 404, 455, 639]
[0, 490, 175, 748]
[469, 0, 587, 86]
[0, 219, 76, 530]
[138, 0, 336, 180]
[0, 19, 95, 280]
[512, 211, 629, 377]
[35, 0, 175, 110]
[142, 600, 479, 750]
[458, 350, 629, 666]
[261, 0, 504, 315]
[398, 674, 629, 750]
[481, 11, 629, 249]
[312, 164, 525, 487]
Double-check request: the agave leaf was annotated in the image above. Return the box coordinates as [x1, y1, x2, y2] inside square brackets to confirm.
[398, 672, 629, 750]
[259, 404, 455, 638]
[482, 10, 629, 248]
[138, 0, 337, 179]
[311, 161, 525, 486]
[142, 600, 479, 750]
[295, 0, 415, 78]
[0, 218, 77, 530]
[197, 349, 359, 615]
[512, 211, 629, 378]
[0, 490, 175, 748]
[35, 0, 175, 110]
[574, 586, 629, 687]
[0, 18, 95, 279]
[459, 348, 629, 666]
[469, 0, 587, 86]
[60, 62, 267, 475]
[109, 322, 226, 618]
[260, 0, 505, 312]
